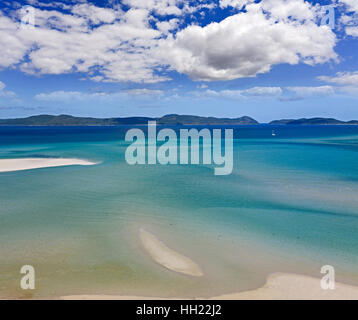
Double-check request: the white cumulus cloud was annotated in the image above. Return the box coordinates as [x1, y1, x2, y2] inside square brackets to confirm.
[0, 0, 339, 84]
[318, 71, 358, 85]
[219, 0, 255, 9]
[318, 71, 358, 95]
[339, 0, 358, 13]
[160, 1, 337, 81]
[346, 27, 358, 37]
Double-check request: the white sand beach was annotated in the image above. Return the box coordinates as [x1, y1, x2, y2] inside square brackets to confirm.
[62, 273, 358, 300]
[213, 273, 358, 300]
[139, 228, 203, 277]
[0, 158, 97, 173]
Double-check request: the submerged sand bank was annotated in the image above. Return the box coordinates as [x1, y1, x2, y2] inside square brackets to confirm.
[0, 158, 97, 173]
[62, 229, 358, 300]
[139, 228, 203, 277]
[62, 273, 358, 300]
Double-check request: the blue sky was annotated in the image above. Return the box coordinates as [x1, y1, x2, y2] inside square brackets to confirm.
[1, 0, 358, 122]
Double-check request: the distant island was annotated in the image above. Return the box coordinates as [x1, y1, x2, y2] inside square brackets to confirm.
[0, 114, 357, 126]
[270, 118, 358, 125]
[0, 114, 258, 126]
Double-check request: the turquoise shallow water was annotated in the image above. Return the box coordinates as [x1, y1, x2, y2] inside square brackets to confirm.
[0, 125, 358, 298]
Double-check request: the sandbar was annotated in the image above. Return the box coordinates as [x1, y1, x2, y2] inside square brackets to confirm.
[0, 158, 97, 173]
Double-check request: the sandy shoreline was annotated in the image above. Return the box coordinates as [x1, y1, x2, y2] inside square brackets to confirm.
[0, 158, 97, 173]
[61, 273, 358, 300]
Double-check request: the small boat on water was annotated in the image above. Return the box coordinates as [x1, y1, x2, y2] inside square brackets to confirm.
[272, 130, 276, 136]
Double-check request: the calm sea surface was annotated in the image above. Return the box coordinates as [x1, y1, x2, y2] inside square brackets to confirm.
[0, 125, 358, 298]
